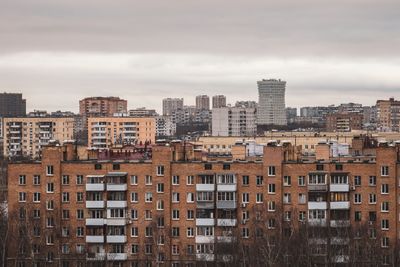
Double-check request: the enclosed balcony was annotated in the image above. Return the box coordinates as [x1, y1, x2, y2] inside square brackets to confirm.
[86, 235, 104, 243]
[196, 175, 215, 191]
[216, 174, 237, 192]
[86, 201, 105, 209]
[330, 201, 350, 210]
[106, 235, 127, 243]
[86, 218, 106, 226]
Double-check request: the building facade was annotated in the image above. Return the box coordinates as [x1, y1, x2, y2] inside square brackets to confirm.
[212, 107, 256, 137]
[376, 98, 400, 132]
[2, 117, 76, 158]
[155, 116, 176, 137]
[129, 108, 158, 118]
[79, 97, 127, 118]
[162, 98, 184, 116]
[257, 79, 287, 126]
[0, 92, 26, 117]
[88, 117, 156, 148]
[6, 138, 400, 266]
[326, 113, 363, 132]
[212, 95, 226, 109]
[195, 95, 210, 111]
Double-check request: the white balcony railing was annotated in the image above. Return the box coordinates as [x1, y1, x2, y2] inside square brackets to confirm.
[196, 218, 215, 226]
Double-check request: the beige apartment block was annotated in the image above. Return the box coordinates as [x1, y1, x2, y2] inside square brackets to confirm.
[88, 117, 156, 149]
[2, 117, 75, 158]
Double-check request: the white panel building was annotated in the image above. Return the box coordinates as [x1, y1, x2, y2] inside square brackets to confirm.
[212, 107, 256, 136]
[257, 79, 287, 125]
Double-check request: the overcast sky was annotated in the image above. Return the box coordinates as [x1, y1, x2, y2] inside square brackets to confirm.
[1, 0, 399, 113]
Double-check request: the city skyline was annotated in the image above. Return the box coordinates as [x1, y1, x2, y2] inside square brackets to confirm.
[1, 1, 399, 112]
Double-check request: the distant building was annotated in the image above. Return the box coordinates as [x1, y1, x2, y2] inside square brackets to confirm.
[79, 96, 127, 117]
[376, 98, 400, 131]
[362, 106, 377, 126]
[285, 107, 297, 123]
[195, 95, 210, 110]
[338, 103, 363, 114]
[212, 107, 256, 136]
[88, 117, 155, 148]
[257, 79, 287, 125]
[162, 98, 184, 116]
[212, 95, 226, 108]
[155, 116, 176, 137]
[0, 92, 26, 117]
[129, 107, 158, 117]
[300, 105, 338, 125]
[235, 101, 257, 109]
[3, 117, 76, 158]
[326, 113, 363, 132]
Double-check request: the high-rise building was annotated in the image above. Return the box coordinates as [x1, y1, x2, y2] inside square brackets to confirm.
[195, 95, 210, 110]
[155, 116, 176, 137]
[285, 107, 298, 123]
[212, 95, 226, 109]
[376, 98, 400, 131]
[2, 116, 76, 158]
[162, 98, 184, 116]
[88, 116, 156, 148]
[212, 107, 256, 136]
[257, 79, 287, 125]
[235, 101, 257, 109]
[79, 97, 127, 117]
[0, 92, 26, 117]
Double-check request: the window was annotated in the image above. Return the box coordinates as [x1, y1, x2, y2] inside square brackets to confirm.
[268, 201, 276, 211]
[145, 227, 153, 237]
[130, 175, 138, 185]
[242, 193, 249, 203]
[223, 164, 230, 170]
[283, 176, 291, 186]
[145, 244, 152, 254]
[33, 209, 40, 219]
[131, 244, 139, 254]
[62, 227, 70, 237]
[204, 163, 212, 170]
[157, 217, 165, 228]
[172, 192, 180, 203]
[158, 235, 165, 245]
[283, 193, 291, 204]
[298, 176, 305, 186]
[256, 176, 263, 185]
[19, 192, 26, 202]
[62, 175, 70, 185]
[19, 175, 26, 185]
[62, 192, 70, 202]
[242, 228, 249, 238]
[47, 183, 54, 193]
[94, 163, 102, 170]
[156, 199, 164, 210]
[112, 164, 120, 170]
[145, 175, 152, 185]
[187, 193, 194, 203]
[298, 193, 306, 204]
[62, 210, 70, 219]
[172, 175, 179, 185]
[369, 176, 376, 186]
[242, 176, 249, 185]
[186, 175, 194, 185]
[187, 227, 194, 237]
[46, 200, 54, 210]
[46, 217, 55, 228]
[382, 237, 389, 248]
[131, 227, 138, 237]
[145, 192, 153, 202]
[172, 210, 180, 220]
[369, 194, 376, 204]
[33, 175, 40, 185]
[335, 164, 343, 171]
[354, 176, 361, 186]
[33, 192, 41, 202]
[268, 218, 276, 229]
[268, 184, 276, 194]
[381, 184, 389, 194]
[354, 194, 362, 204]
[256, 193, 263, 203]
[369, 211, 376, 222]
[187, 210, 194, 220]
[46, 165, 54, 176]
[381, 219, 389, 230]
[299, 211, 306, 221]
[76, 209, 84, 219]
[131, 192, 138, 202]
[284, 211, 292, 221]
[145, 210, 152, 220]
[381, 202, 389, 212]
[172, 227, 180, 237]
[381, 166, 389, 176]
[131, 209, 138, 220]
[76, 192, 84, 202]
[46, 235, 54, 245]
[268, 166, 276, 176]
[316, 164, 324, 171]
[309, 210, 326, 220]
[157, 165, 165, 176]
[355, 211, 362, 221]
[76, 175, 83, 185]
[33, 226, 41, 236]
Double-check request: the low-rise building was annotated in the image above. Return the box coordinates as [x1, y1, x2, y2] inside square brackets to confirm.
[326, 113, 363, 132]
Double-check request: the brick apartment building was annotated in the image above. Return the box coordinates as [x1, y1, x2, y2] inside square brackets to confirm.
[6, 136, 400, 266]
[376, 98, 400, 132]
[326, 113, 363, 132]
